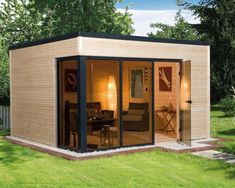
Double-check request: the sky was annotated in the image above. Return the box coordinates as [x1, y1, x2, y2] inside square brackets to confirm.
[116, 0, 200, 36]
[0, 0, 201, 36]
[116, 0, 200, 10]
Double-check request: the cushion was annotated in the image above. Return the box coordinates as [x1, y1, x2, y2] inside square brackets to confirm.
[122, 115, 142, 121]
[103, 111, 113, 118]
[128, 109, 145, 115]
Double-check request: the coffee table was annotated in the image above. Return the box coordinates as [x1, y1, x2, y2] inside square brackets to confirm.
[87, 118, 115, 135]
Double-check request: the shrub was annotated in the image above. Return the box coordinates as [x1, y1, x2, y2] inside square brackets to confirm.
[219, 97, 235, 117]
[0, 118, 3, 130]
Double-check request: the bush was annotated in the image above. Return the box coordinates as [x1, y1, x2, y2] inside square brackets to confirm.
[219, 97, 235, 117]
[0, 118, 3, 130]
[0, 96, 10, 106]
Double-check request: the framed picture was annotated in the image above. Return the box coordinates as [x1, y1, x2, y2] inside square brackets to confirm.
[64, 69, 77, 92]
[159, 67, 172, 91]
[130, 68, 144, 100]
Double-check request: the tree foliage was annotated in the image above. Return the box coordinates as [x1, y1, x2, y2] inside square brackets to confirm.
[148, 10, 201, 40]
[0, 0, 134, 98]
[0, 39, 9, 98]
[0, 0, 45, 46]
[0, 0, 134, 46]
[33, 0, 134, 37]
[182, 0, 235, 101]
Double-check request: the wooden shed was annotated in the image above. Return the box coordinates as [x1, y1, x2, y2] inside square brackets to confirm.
[9, 32, 210, 153]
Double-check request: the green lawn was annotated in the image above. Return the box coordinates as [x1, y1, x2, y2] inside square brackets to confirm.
[211, 105, 235, 154]
[0, 107, 235, 188]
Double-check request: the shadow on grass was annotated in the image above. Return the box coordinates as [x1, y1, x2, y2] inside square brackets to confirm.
[219, 144, 235, 155]
[207, 161, 235, 179]
[0, 130, 10, 136]
[211, 105, 222, 111]
[210, 141, 235, 179]
[0, 137, 42, 166]
[210, 113, 233, 119]
[218, 129, 235, 136]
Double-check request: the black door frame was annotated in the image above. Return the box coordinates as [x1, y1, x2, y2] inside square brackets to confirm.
[57, 55, 182, 153]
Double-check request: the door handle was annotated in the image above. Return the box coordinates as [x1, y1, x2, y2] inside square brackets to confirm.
[185, 100, 192, 104]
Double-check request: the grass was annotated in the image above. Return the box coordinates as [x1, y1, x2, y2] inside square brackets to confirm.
[211, 105, 235, 154]
[0, 106, 235, 187]
[1, 135, 235, 188]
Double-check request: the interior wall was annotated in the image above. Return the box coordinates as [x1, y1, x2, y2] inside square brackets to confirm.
[122, 61, 152, 111]
[61, 60, 77, 104]
[60, 60, 77, 145]
[154, 62, 179, 135]
[86, 60, 119, 116]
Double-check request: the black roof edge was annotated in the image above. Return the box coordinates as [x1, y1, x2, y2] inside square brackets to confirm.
[9, 31, 210, 50]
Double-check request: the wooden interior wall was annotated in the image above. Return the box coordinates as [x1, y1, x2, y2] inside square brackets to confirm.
[61, 60, 77, 104]
[60, 60, 77, 144]
[86, 60, 120, 118]
[122, 61, 152, 111]
[154, 62, 179, 130]
[10, 38, 78, 146]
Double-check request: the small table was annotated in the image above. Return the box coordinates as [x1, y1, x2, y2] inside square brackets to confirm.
[155, 110, 176, 133]
[100, 125, 114, 147]
[87, 118, 115, 135]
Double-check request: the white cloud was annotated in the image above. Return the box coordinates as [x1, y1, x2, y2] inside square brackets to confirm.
[118, 9, 200, 36]
[0, 0, 5, 9]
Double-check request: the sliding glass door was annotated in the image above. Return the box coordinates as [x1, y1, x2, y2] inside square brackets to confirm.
[86, 59, 120, 150]
[58, 59, 79, 150]
[58, 57, 154, 152]
[122, 61, 153, 146]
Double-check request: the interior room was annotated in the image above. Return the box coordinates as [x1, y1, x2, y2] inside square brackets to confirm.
[58, 59, 181, 151]
[58, 59, 78, 150]
[86, 59, 120, 150]
[122, 61, 152, 146]
[154, 62, 180, 143]
[58, 59, 154, 151]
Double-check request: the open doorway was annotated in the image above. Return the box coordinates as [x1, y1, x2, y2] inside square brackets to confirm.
[154, 62, 180, 143]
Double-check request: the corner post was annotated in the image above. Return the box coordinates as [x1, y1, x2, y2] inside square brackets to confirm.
[119, 60, 123, 147]
[77, 56, 87, 153]
[151, 61, 155, 144]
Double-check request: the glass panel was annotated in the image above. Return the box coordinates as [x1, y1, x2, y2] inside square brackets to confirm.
[86, 59, 120, 150]
[58, 59, 79, 151]
[122, 61, 152, 146]
[154, 62, 180, 143]
[180, 61, 191, 146]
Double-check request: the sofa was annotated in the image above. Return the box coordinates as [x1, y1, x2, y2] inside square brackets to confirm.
[123, 102, 149, 131]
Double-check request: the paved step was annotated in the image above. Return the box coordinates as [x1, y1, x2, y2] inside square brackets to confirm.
[192, 150, 235, 164]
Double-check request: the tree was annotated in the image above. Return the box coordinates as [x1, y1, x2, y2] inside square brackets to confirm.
[0, 0, 45, 46]
[182, 0, 235, 101]
[0, 38, 9, 98]
[0, 0, 134, 46]
[31, 0, 134, 37]
[0, 0, 134, 98]
[148, 10, 201, 40]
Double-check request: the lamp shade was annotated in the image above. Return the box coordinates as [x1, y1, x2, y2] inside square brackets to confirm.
[107, 75, 117, 114]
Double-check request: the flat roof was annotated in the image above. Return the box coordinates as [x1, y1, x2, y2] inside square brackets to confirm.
[9, 31, 210, 50]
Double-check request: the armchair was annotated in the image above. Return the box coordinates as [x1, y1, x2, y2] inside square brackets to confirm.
[123, 103, 149, 131]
